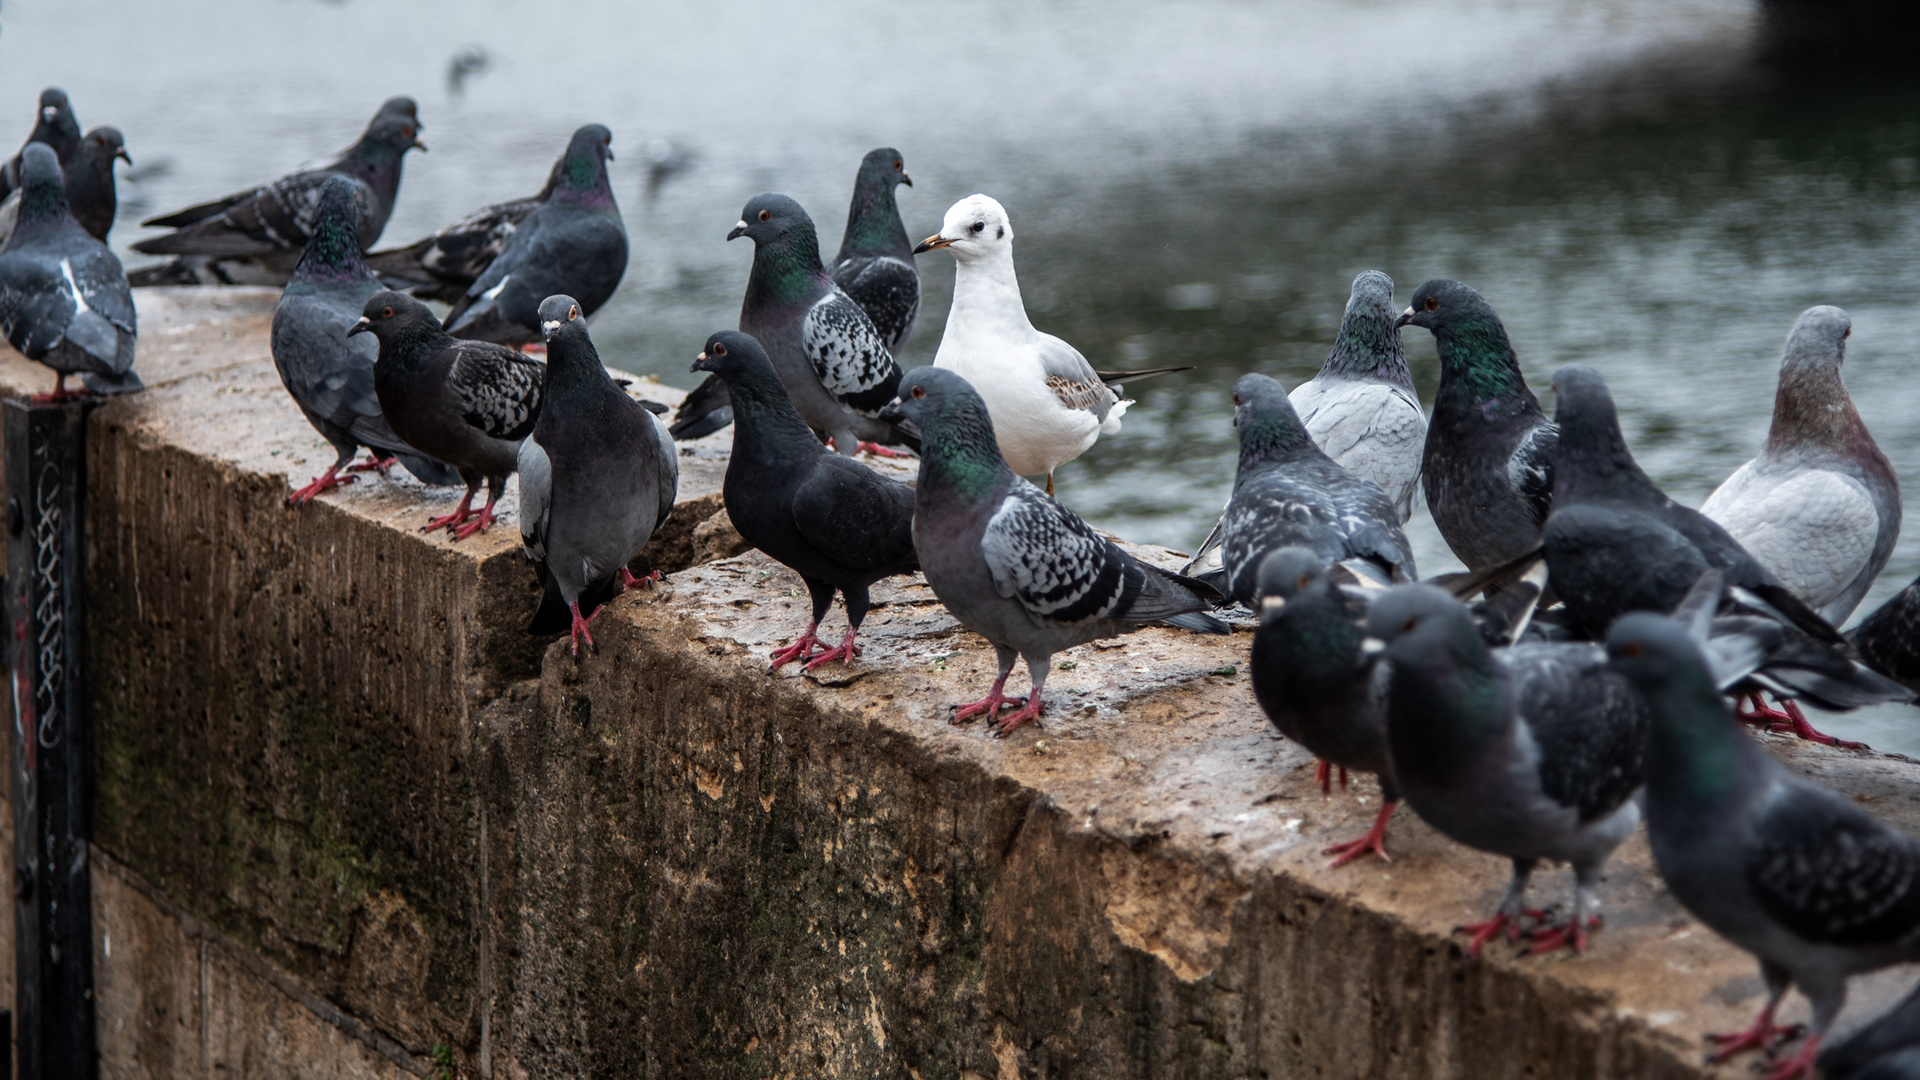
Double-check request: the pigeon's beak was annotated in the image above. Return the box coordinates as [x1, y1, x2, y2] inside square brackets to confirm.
[727, 220, 748, 241]
[900, 172, 913, 187]
[690, 351, 712, 373]
[348, 317, 373, 337]
[1394, 306, 1414, 329]
[115, 148, 132, 166]
[42, 107, 57, 123]
[911, 233, 954, 255]
[1260, 595, 1286, 614]
[1360, 637, 1387, 657]
[541, 320, 564, 338]
[876, 400, 908, 425]
[412, 137, 429, 152]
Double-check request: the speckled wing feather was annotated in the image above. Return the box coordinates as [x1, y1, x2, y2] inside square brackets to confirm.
[1504, 644, 1648, 822]
[799, 289, 900, 415]
[981, 483, 1134, 626]
[0, 244, 137, 372]
[133, 171, 372, 258]
[1037, 336, 1117, 422]
[1220, 463, 1416, 608]
[368, 196, 539, 297]
[829, 253, 918, 353]
[1851, 576, 1920, 690]
[1509, 422, 1559, 529]
[449, 341, 543, 440]
[1747, 783, 1920, 947]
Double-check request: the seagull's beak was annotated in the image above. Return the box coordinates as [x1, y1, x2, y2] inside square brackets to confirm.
[727, 220, 748, 241]
[348, 317, 373, 337]
[115, 148, 132, 166]
[1394, 306, 1414, 329]
[911, 233, 954, 255]
[1360, 637, 1387, 657]
[900, 172, 913, 187]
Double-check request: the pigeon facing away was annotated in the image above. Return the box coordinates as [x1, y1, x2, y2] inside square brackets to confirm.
[1292, 270, 1426, 521]
[1541, 364, 1909, 744]
[0, 143, 140, 401]
[1365, 583, 1649, 957]
[1850, 574, 1920, 692]
[519, 295, 678, 657]
[131, 97, 425, 286]
[1702, 306, 1900, 626]
[691, 329, 918, 671]
[1606, 613, 1920, 1080]
[671, 194, 911, 456]
[367, 195, 541, 304]
[443, 125, 628, 346]
[829, 147, 919, 354]
[1819, 978, 1920, 1080]
[0, 126, 131, 250]
[351, 290, 543, 539]
[1397, 279, 1557, 571]
[915, 195, 1188, 496]
[878, 367, 1227, 735]
[272, 176, 457, 504]
[0, 88, 83, 200]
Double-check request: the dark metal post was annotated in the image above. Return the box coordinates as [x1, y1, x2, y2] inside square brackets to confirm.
[4, 400, 94, 1080]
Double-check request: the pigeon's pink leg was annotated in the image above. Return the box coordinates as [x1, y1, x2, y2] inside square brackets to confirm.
[567, 600, 602, 659]
[1316, 760, 1332, 796]
[770, 622, 826, 670]
[1456, 908, 1549, 959]
[450, 494, 499, 541]
[618, 567, 663, 593]
[1759, 1036, 1822, 1080]
[1706, 997, 1801, 1065]
[1324, 800, 1397, 868]
[421, 492, 476, 534]
[989, 690, 1044, 736]
[856, 442, 911, 459]
[287, 466, 354, 506]
[803, 626, 864, 671]
[951, 672, 1024, 724]
[1525, 914, 1602, 956]
[29, 374, 91, 405]
[1736, 693, 1864, 749]
[348, 453, 398, 475]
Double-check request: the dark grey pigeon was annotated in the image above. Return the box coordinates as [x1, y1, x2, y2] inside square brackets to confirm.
[442, 125, 627, 345]
[1851, 574, 1920, 693]
[1397, 279, 1558, 571]
[1206, 372, 1415, 608]
[131, 97, 424, 286]
[351, 290, 542, 540]
[877, 367, 1226, 735]
[671, 194, 912, 456]
[366, 195, 541, 304]
[691, 329, 918, 671]
[1820, 978, 1920, 1080]
[1365, 584, 1649, 957]
[0, 126, 131, 251]
[0, 143, 140, 401]
[1541, 364, 1909, 745]
[519, 295, 677, 657]
[1606, 613, 1920, 1080]
[1702, 306, 1901, 627]
[0, 89, 83, 200]
[273, 176, 457, 505]
[829, 147, 918, 354]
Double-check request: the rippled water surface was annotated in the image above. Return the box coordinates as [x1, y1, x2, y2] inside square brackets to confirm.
[14, 0, 1920, 748]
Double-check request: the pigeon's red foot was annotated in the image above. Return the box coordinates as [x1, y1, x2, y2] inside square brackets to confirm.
[1759, 1036, 1822, 1080]
[288, 466, 354, 506]
[1313, 760, 1351, 797]
[450, 500, 498, 541]
[856, 441, 911, 459]
[348, 453, 398, 475]
[803, 627, 864, 672]
[1324, 800, 1396, 868]
[1705, 1002, 1803, 1065]
[1737, 693, 1865, 749]
[29, 375, 90, 405]
[568, 600, 602, 659]
[989, 692, 1045, 737]
[951, 675, 1025, 725]
[1525, 913, 1603, 956]
[421, 495, 477, 535]
[770, 622, 826, 671]
[1456, 909, 1549, 959]
[618, 567, 663, 592]
[518, 343, 547, 356]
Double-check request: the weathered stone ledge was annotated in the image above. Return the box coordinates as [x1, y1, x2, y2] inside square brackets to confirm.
[0, 288, 1912, 1078]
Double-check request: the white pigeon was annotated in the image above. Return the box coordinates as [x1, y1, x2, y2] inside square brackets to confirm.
[1700, 305, 1900, 626]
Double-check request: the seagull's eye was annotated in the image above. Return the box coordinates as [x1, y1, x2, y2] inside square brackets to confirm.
[910, 386, 926, 399]
[569, 305, 580, 320]
[970, 221, 985, 234]
[758, 209, 771, 222]
[381, 306, 394, 318]
[1423, 296, 1438, 311]
[712, 342, 727, 357]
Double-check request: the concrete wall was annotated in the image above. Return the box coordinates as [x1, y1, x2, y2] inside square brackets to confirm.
[1, 289, 1914, 1077]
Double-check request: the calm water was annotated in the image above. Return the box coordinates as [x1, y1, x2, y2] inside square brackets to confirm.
[15, 0, 1920, 748]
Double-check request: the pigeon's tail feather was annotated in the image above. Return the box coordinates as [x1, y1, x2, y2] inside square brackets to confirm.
[1428, 546, 1544, 601]
[79, 367, 143, 396]
[527, 571, 625, 637]
[1741, 581, 1849, 647]
[391, 451, 461, 487]
[1125, 562, 1229, 628]
[364, 243, 434, 282]
[1178, 513, 1226, 581]
[1754, 662, 1915, 712]
[669, 375, 734, 440]
[127, 257, 230, 287]
[1162, 610, 1231, 635]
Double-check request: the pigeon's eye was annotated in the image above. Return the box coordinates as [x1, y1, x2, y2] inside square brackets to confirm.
[758, 210, 772, 222]
[1423, 296, 1438, 311]
[381, 306, 394, 318]
[1232, 394, 1241, 405]
[403, 127, 415, 140]
[893, 161, 902, 170]
[970, 221, 985, 234]
[1844, 327, 1852, 339]
[1402, 616, 1417, 632]
[910, 386, 926, 399]
[1297, 573, 1310, 591]
[569, 305, 580, 320]
[1620, 641, 1643, 659]
[712, 342, 727, 357]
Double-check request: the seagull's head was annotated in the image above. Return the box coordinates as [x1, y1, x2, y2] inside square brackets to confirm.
[729, 193, 810, 245]
[1255, 547, 1328, 621]
[1779, 305, 1851, 376]
[538, 294, 586, 344]
[38, 87, 70, 129]
[1360, 584, 1471, 665]
[690, 330, 772, 378]
[350, 290, 437, 341]
[913, 194, 1012, 261]
[1395, 278, 1492, 334]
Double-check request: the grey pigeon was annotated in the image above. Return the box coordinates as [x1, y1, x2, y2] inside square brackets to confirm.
[366, 195, 541, 304]
[351, 290, 542, 540]
[0, 88, 83, 200]
[829, 147, 919, 353]
[1606, 613, 1920, 1080]
[877, 367, 1227, 735]
[671, 194, 911, 457]
[1702, 306, 1900, 626]
[0, 143, 140, 401]
[1820, 978, 1920, 1080]
[0, 126, 131, 248]
[442, 125, 628, 346]
[1541, 364, 1909, 745]
[1292, 270, 1426, 521]
[1204, 372, 1415, 608]
[1397, 279, 1558, 571]
[131, 97, 424, 286]
[1851, 574, 1920, 693]
[272, 176, 457, 505]
[690, 329, 918, 671]
[1365, 583, 1648, 957]
[519, 295, 677, 657]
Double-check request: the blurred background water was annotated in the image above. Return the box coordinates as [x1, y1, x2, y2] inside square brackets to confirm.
[8, 0, 1920, 747]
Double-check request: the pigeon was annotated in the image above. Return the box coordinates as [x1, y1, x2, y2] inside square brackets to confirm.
[913, 194, 1189, 496]
[1541, 364, 1909, 744]
[366, 195, 540, 304]
[1291, 271, 1426, 521]
[1605, 612, 1920, 1080]
[877, 367, 1227, 735]
[350, 290, 542, 539]
[0, 88, 83, 200]
[1205, 372, 1415, 608]
[1850, 574, 1920, 692]
[0, 126, 130, 250]
[519, 295, 678, 657]
[670, 194, 911, 457]
[272, 176, 457, 505]
[1364, 583, 1649, 957]
[1702, 306, 1900, 627]
[442, 125, 628, 346]
[130, 97, 424, 286]
[1397, 279, 1557, 571]
[0, 143, 140, 401]
[1819, 978, 1920, 1080]
[690, 329, 918, 671]
[828, 147, 919, 354]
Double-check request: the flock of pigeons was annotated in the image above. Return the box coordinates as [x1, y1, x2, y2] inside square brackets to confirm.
[1, 89, 1919, 1078]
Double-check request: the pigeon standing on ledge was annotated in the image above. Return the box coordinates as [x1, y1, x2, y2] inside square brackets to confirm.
[0, 143, 140, 401]
[0, 125, 131, 248]
[879, 368, 1227, 736]
[0, 88, 83, 200]
[1291, 270, 1425, 521]
[519, 296, 677, 658]
[829, 147, 919, 354]
[691, 330, 918, 671]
